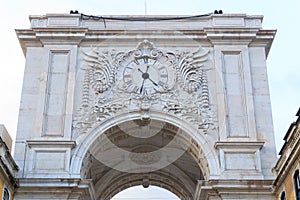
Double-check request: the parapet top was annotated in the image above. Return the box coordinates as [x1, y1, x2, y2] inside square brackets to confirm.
[16, 12, 275, 57]
[28, 12, 264, 30]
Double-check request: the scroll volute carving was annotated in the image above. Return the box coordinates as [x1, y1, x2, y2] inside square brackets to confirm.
[167, 48, 209, 94]
[82, 49, 125, 93]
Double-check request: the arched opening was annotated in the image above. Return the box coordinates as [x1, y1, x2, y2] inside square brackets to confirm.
[280, 191, 286, 200]
[2, 188, 9, 200]
[71, 113, 220, 199]
[112, 185, 179, 200]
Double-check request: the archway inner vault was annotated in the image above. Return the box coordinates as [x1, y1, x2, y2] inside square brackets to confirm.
[78, 117, 212, 200]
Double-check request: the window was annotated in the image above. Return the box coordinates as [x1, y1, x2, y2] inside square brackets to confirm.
[2, 188, 9, 200]
[280, 191, 286, 200]
[294, 170, 300, 200]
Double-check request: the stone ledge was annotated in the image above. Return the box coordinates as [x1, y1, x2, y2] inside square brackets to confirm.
[27, 140, 76, 148]
[215, 141, 264, 149]
[195, 179, 274, 200]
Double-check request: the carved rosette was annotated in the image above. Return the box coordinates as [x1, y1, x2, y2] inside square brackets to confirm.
[73, 40, 217, 136]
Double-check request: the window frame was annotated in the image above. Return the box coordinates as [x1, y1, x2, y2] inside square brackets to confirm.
[2, 188, 9, 200]
[280, 191, 286, 200]
[294, 169, 300, 200]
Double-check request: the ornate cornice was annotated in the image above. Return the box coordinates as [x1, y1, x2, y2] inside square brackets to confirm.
[272, 122, 300, 190]
[16, 28, 88, 55]
[16, 13, 276, 56]
[0, 136, 19, 189]
[272, 109, 300, 191]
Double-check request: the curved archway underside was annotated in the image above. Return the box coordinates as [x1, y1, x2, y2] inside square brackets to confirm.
[79, 119, 209, 199]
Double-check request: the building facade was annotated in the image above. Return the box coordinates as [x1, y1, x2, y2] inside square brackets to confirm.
[273, 108, 300, 200]
[0, 125, 19, 200]
[13, 12, 278, 199]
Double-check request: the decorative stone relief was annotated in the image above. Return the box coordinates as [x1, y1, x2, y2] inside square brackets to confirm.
[73, 40, 217, 136]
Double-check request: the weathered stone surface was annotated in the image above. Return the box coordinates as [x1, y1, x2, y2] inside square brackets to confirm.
[14, 13, 277, 199]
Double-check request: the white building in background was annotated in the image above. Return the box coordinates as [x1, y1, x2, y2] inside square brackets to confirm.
[12, 12, 278, 199]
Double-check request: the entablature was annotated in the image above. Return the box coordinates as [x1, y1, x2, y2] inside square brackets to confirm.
[16, 13, 275, 56]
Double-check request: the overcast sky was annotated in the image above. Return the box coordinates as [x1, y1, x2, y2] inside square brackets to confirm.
[0, 0, 299, 199]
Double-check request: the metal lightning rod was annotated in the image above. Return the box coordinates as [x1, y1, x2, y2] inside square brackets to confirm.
[144, 0, 147, 15]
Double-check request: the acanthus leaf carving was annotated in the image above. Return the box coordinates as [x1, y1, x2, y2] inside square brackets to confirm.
[167, 48, 209, 93]
[82, 49, 125, 93]
[93, 96, 127, 121]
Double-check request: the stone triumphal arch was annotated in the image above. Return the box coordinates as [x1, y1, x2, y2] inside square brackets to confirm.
[14, 12, 277, 199]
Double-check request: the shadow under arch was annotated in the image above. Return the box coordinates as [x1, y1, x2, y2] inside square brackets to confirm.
[70, 111, 220, 199]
